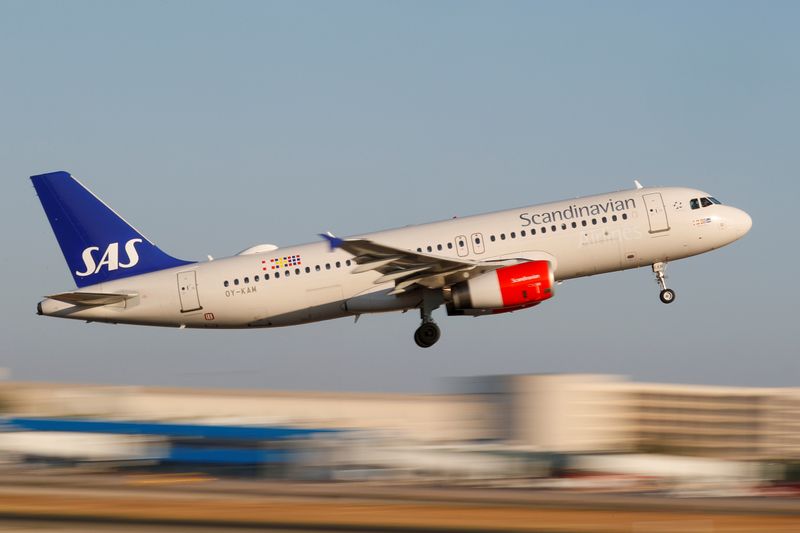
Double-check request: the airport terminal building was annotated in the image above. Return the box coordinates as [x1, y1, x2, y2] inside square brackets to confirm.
[2, 374, 799, 461]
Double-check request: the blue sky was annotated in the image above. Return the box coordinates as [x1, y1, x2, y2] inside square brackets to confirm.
[1, 1, 798, 391]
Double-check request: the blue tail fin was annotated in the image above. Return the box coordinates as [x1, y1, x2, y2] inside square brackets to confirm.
[31, 171, 194, 287]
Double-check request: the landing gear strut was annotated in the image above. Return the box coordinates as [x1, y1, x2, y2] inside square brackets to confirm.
[414, 290, 443, 348]
[653, 262, 675, 304]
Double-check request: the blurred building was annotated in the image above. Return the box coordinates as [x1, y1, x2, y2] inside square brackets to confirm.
[2, 374, 799, 460]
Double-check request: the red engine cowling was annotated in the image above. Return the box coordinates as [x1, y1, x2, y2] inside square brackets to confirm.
[449, 260, 554, 314]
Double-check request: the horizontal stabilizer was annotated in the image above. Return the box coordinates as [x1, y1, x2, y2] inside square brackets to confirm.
[46, 291, 137, 306]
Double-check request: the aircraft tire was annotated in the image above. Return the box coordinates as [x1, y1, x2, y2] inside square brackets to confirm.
[414, 322, 441, 348]
[659, 288, 676, 304]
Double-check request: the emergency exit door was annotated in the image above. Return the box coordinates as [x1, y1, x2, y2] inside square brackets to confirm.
[643, 193, 670, 233]
[177, 271, 202, 312]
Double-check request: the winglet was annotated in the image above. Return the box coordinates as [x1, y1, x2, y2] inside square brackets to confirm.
[634, 179, 644, 190]
[319, 232, 344, 250]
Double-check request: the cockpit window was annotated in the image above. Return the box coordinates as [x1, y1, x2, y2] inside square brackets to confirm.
[690, 198, 700, 210]
[708, 197, 721, 205]
[700, 197, 713, 208]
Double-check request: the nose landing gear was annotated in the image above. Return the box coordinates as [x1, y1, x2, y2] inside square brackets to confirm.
[653, 262, 676, 304]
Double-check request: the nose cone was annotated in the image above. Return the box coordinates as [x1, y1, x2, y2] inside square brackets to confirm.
[732, 208, 752, 238]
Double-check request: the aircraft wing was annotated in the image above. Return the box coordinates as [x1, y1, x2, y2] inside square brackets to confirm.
[320, 233, 513, 294]
[46, 292, 137, 306]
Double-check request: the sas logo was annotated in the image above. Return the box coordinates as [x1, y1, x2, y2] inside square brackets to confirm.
[75, 238, 143, 277]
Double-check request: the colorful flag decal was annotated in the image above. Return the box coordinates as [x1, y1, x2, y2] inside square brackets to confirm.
[263, 255, 302, 271]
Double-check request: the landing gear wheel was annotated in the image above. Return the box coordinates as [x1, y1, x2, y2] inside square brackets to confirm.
[414, 322, 441, 348]
[659, 288, 676, 304]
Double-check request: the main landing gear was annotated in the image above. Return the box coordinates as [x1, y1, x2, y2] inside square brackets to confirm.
[414, 290, 443, 348]
[653, 262, 676, 304]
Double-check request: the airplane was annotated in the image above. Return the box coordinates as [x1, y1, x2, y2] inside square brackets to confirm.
[32, 171, 752, 348]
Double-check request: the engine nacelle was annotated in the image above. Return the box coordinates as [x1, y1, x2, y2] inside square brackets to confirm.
[449, 260, 554, 314]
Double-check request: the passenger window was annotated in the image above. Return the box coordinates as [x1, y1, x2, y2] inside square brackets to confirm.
[244, 277, 249, 284]
[510, 232, 516, 238]
[690, 198, 700, 209]
[612, 215, 617, 222]
[437, 244, 442, 251]
[325, 263, 331, 270]
[520, 230, 526, 237]
[561, 223, 567, 230]
[224, 280, 229, 287]
[346, 260, 351, 266]
[582, 220, 587, 227]
[541, 227, 546, 234]
[500, 234, 506, 240]
[305, 267, 310, 273]
[622, 213, 628, 220]
[447, 242, 453, 249]
[335, 261, 341, 268]
[274, 272, 280, 278]
[265, 273, 270, 280]
[255, 275, 260, 282]
[701, 197, 713, 208]
[234, 279, 239, 286]
[295, 268, 300, 275]
[551, 225, 556, 232]
[315, 265, 321, 272]
[571, 222, 577, 228]
[592, 219, 597, 225]
[285, 270, 290, 277]
[530, 228, 536, 235]
[490, 235, 496, 242]
[459, 239, 465, 247]
[427, 246, 432, 252]
[601, 217, 607, 223]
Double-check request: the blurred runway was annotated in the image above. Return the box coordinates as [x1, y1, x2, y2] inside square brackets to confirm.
[0, 472, 798, 532]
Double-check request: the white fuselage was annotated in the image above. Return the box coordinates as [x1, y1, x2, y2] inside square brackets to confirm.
[38, 186, 752, 328]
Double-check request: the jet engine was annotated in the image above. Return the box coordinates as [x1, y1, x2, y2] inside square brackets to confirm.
[447, 260, 554, 316]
